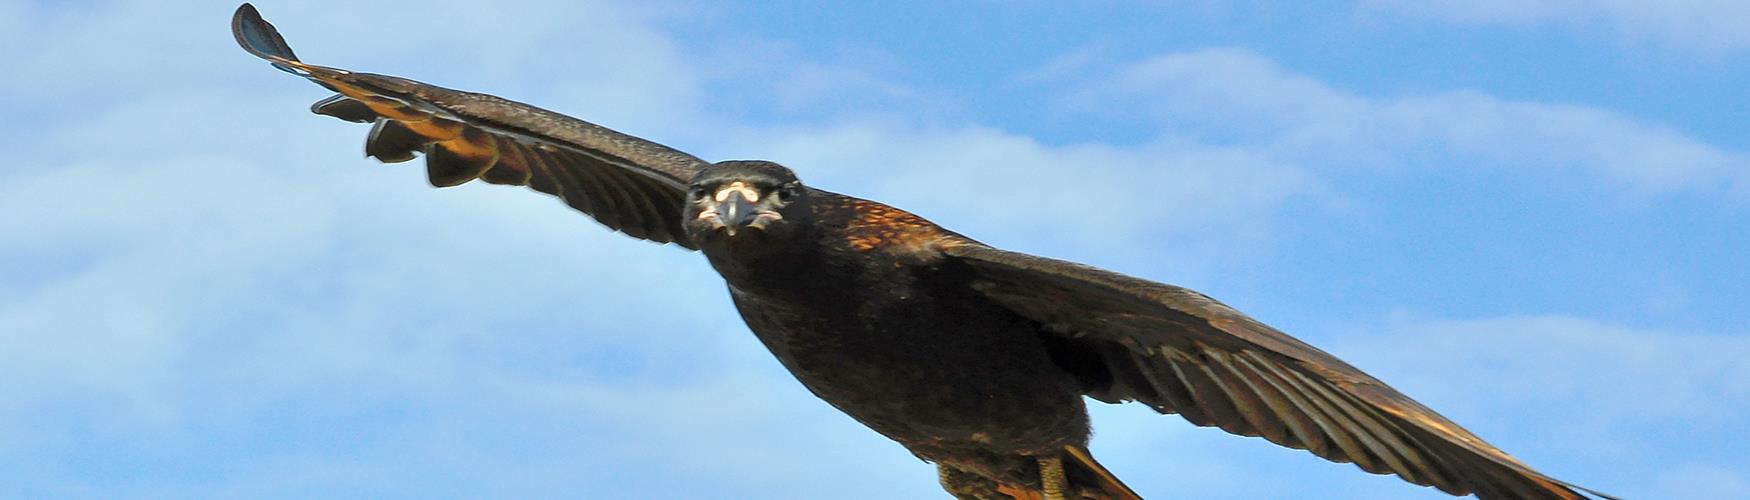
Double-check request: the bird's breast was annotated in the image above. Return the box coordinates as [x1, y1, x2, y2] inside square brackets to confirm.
[722, 263, 1088, 453]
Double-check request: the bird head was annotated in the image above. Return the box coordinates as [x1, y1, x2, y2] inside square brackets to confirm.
[684, 160, 810, 245]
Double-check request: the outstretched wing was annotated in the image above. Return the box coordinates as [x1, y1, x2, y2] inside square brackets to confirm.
[940, 241, 1615, 500]
[232, 4, 707, 249]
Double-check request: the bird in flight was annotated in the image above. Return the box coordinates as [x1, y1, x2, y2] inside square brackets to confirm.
[232, 4, 1616, 499]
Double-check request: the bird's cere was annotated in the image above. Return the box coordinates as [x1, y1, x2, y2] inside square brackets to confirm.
[714, 181, 761, 203]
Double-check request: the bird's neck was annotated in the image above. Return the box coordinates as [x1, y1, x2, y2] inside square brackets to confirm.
[700, 234, 826, 295]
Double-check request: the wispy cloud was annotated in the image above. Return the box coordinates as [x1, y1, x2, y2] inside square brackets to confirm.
[1361, 0, 1750, 54]
[1062, 47, 1750, 200]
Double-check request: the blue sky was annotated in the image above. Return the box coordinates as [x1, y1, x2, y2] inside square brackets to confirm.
[2, 0, 1747, 498]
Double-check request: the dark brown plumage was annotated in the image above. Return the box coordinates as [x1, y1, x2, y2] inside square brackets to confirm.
[232, 4, 1615, 499]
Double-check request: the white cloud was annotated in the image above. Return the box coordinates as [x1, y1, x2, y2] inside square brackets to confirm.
[1075, 47, 1750, 199]
[1361, 0, 1750, 54]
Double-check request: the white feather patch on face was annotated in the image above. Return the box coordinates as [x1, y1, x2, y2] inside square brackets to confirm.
[713, 181, 762, 203]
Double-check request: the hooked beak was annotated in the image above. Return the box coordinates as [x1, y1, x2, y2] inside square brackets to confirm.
[715, 194, 758, 236]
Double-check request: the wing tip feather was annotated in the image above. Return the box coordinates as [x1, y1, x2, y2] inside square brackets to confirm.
[231, 4, 298, 63]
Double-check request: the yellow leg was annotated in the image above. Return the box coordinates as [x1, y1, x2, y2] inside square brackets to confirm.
[1039, 455, 1067, 500]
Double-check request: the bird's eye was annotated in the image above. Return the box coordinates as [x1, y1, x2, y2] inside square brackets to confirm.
[778, 184, 802, 201]
[689, 185, 709, 199]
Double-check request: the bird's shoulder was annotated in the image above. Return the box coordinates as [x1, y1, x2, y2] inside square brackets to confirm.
[806, 190, 974, 262]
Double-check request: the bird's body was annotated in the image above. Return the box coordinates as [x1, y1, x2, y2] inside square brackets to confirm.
[709, 189, 1092, 489]
[230, 4, 1616, 498]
